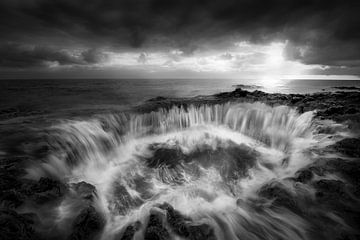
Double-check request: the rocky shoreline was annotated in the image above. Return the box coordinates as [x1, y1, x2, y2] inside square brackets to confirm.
[1, 88, 360, 240]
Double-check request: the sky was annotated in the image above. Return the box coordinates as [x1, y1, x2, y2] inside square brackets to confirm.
[0, 0, 360, 79]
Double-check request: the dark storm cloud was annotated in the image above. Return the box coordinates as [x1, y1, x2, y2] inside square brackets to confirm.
[0, 0, 359, 70]
[0, 43, 81, 68]
[0, 43, 107, 68]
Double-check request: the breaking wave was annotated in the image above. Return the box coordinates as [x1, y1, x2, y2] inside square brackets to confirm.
[24, 102, 354, 240]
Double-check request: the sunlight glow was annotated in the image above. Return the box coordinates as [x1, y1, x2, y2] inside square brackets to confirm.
[266, 43, 285, 67]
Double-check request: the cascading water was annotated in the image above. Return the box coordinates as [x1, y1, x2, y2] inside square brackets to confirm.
[24, 102, 350, 240]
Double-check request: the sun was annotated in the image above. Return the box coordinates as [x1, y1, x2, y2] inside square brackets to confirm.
[266, 43, 285, 67]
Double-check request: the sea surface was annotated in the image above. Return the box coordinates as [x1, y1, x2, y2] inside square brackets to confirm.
[1, 79, 359, 121]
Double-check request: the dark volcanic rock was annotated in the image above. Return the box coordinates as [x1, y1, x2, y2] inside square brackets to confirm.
[145, 145, 185, 169]
[158, 202, 191, 237]
[187, 223, 217, 240]
[72, 181, 97, 200]
[68, 206, 105, 240]
[258, 181, 299, 213]
[215, 88, 248, 98]
[332, 138, 360, 158]
[110, 183, 143, 215]
[28, 177, 67, 204]
[294, 169, 314, 183]
[0, 189, 25, 208]
[313, 179, 351, 202]
[138, 88, 360, 128]
[120, 221, 141, 240]
[158, 202, 217, 240]
[144, 213, 170, 240]
[0, 209, 36, 240]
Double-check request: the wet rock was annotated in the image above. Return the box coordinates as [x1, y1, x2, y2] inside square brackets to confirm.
[0, 209, 36, 240]
[68, 206, 105, 240]
[146, 145, 185, 169]
[325, 159, 360, 196]
[144, 213, 170, 240]
[258, 182, 299, 213]
[323, 106, 345, 116]
[148, 96, 167, 102]
[120, 221, 141, 240]
[72, 181, 97, 200]
[187, 142, 257, 181]
[215, 88, 248, 98]
[188, 223, 217, 240]
[332, 138, 360, 158]
[158, 202, 217, 240]
[294, 169, 313, 183]
[0, 189, 25, 208]
[27, 177, 67, 204]
[158, 202, 191, 237]
[110, 183, 143, 215]
[313, 179, 350, 202]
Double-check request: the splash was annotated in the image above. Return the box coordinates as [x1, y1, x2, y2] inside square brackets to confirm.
[25, 102, 350, 240]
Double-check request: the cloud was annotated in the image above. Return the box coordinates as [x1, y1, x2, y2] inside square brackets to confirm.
[0, 43, 108, 69]
[0, 0, 359, 73]
[0, 43, 83, 68]
[137, 52, 148, 64]
[219, 53, 233, 60]
[81, 48, 109, 64]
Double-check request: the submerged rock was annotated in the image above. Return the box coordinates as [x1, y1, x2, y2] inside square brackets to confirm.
[0, 209, 36, 240]
[158, 202, 191, 237]
[24, 177, 67, 204]
[68, 206, 105, 240]
[332, 138, 360, 158]
[258, 181, 300, 213]
[294, 168, 314, 183]
[120, 221, 142, 240]
[187, 223, 217, 240]
[144, 213, 170, 240]
[158, 202, 217, 240]
[110, 183, 143, 215]
[313, 179, 350, 202]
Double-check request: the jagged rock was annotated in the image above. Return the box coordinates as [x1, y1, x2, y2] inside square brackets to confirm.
[68, 206, 105, 240]
[332, 138, 360, 158]
[258, 182, 299, 213]
[0, 189, 24, 208]
[0, 209, 36, 240]
[313, 179, 350, 202]
[148, 96, 167, 102]
[158, 202, 191, 236]
[145, 145, 185, 168]
[144, 213, 170, 240]
[158, 202, 217, 240]
[120, 221, 141, 240]
[188, 223, 217, 240]
[325, 159, 360, 196]
[28, 177, 67, 204]
[110, 183, 143, 215]
[72, 181, 97, 200]
[215, 88, 248, 98]
[294, 169, 313, 183]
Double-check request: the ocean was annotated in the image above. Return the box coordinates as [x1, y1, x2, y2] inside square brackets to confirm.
[1, 78, 359, 122]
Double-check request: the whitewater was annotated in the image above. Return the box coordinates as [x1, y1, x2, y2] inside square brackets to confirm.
[20, 101, 353, 240]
